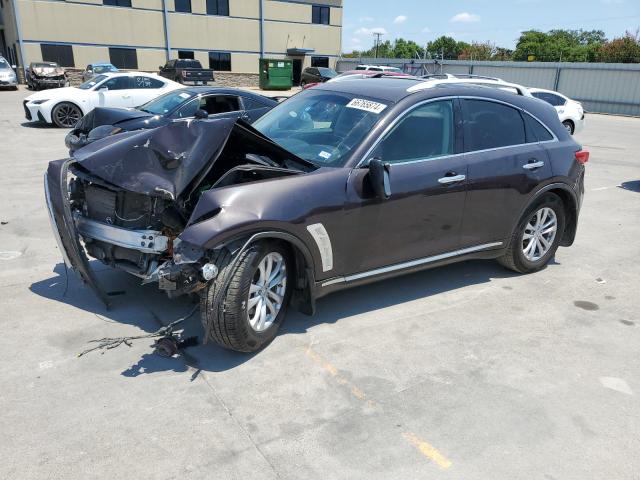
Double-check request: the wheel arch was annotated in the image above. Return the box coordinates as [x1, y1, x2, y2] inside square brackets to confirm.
[50, 100, 85, 125]
[513, 183, 579, 247]
[215, 230, 318, 316]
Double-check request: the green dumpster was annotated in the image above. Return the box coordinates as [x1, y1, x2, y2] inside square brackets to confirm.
[259, 58, 293, 90]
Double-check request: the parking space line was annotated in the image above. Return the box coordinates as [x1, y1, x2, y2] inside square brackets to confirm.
[402, 432, 453, 470]
[304, 345, 453, 470]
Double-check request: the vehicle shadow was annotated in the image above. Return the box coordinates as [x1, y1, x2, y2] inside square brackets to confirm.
[30, 258, 523, 375]
[20, 121, 56, 129]
[619, 180, 640, 193]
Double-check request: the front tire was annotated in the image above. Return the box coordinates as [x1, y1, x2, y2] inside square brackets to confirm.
[200, 241, 292, 352]
[498, 193, 565, 274]
[51, 102, 82, 128]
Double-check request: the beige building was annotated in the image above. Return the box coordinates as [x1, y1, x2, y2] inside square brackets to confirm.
[0, 0, 342, 82]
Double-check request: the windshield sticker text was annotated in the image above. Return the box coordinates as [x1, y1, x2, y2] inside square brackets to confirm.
[346, 98, 387, 114]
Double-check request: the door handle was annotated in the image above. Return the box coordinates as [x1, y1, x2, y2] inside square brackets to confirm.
[122, 95, 131, 99]
[523, 160, 545, 170]
[438, 174, 466, 184]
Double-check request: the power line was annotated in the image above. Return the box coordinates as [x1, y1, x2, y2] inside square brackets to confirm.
[373, 32, 384, 58]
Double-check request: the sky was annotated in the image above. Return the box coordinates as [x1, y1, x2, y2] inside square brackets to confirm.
[342, 0, 640, 53]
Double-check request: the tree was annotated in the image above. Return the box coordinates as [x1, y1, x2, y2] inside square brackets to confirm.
[597, 30, 640, 63]
[426, 36, 465, 60]
[458, 42, 497, 61]
[513, 29, 607, 62]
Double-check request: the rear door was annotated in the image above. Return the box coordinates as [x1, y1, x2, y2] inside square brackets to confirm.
[129, 75, 168, 106]
[346, 98, 468, 273]
[459, 98, 553, 248]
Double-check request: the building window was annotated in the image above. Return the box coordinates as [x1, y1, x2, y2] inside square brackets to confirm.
[109, 47, 138, 69]
[208, 52, 231, 71]
[103, 0, 132, 7]
[178, 50, 195, 59]
[41, 44, 75, 67]
[311, 56, 329, 68]
[206, 0, 229, 16]
[312, 5, 330, 25]
[174, 0, 191, 13]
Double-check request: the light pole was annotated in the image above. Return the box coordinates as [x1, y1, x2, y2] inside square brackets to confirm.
[373, 32, 383, 58]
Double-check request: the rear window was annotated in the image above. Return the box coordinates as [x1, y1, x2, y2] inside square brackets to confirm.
[176, 60, 202, 69]
[524, 113, 554, 142]
[463, 99, 526, 151]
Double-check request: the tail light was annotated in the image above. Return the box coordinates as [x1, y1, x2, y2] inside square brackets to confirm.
[575, 150, 589, 165]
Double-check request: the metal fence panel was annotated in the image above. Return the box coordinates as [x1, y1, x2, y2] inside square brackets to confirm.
[335, 58, 640, 115]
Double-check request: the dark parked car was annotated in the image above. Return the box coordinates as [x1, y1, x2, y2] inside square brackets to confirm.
[65, 87, 278, 152]
[46, 77, 587, 353]
[26, 62, 68, 90]
[300, 67, 337, 87]
[158, 59, 214, 85]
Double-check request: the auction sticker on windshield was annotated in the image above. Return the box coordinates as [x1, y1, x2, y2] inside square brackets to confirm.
[346, 98, 387, 114]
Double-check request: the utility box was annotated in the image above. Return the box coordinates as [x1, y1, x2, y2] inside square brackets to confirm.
[259, 59, 293, 90]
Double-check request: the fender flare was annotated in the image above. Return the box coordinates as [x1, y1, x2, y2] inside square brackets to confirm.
[509, 182, 578, 245]
[210, 230, 319, 315]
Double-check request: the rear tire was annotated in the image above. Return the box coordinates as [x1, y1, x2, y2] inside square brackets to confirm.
[562, 120, 575, 135]
[498, 193, 565, 274]
[200, 241, 292, 352]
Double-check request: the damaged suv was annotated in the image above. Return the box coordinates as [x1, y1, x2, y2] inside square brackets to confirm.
[46, 77, 587, 352]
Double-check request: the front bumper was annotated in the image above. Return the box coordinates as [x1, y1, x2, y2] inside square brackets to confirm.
[24, 101, 50, 123]
[31, 77, 66, 88]
[45, 160, 110, 306]
[0, 78, 18, 87]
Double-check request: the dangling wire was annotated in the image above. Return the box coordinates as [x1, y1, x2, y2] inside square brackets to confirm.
[77, 304, 199, 357]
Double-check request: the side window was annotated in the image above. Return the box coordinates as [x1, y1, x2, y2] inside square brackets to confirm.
[200, 95, 241, 115]
[463, 99, 525, 151]
[242, 97, 267, 110]
[174, 98, 199, 118]
[549, 94, 566, 107]
[372, 100, 455, 164]
[101, 76, 131, 90]
[132, 76, 164, 89]
[524, 113, 554, 142]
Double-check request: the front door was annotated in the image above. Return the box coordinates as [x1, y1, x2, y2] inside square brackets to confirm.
[96, 76, 134, 108]
[292, 58, 303, 86]
[459, 98, 553, 248]
[346, 99, 468, 274]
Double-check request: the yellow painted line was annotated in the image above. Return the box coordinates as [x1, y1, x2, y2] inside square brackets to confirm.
[305, 346, 452, 470]
[402, 432, 453, 470]
[305, 346, 376, 407]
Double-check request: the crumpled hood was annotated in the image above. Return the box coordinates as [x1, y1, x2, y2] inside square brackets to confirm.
[32, 66, 65, 76]
[71, 117, 315, 200]
[71, 106, 153, 134]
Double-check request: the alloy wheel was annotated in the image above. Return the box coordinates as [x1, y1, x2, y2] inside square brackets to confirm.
[522, 207, 558, 262]
[55, 104, 81, 127]
[247, 252, 287, 332]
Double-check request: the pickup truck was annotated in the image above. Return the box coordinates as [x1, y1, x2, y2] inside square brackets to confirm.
[158, 59, 215, 85]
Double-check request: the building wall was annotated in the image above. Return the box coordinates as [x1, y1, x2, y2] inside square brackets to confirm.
[1, 0, 342, 74]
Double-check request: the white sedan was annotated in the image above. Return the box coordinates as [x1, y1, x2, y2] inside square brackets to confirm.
[528, 88, 585, 135]
[23, 72, 182, 128]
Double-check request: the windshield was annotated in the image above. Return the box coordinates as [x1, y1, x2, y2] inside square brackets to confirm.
[78, 74, 108, 90]
[252, 90, 388, 167]
[32, 62, 58, 69]
[0, 58, 9, 69]
[318, 68, 338, 78]
[139, 89, 194, 114]
[94, 65, 117, 74]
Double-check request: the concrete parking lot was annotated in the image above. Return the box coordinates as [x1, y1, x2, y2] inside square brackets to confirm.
[1, 86, 639, 480]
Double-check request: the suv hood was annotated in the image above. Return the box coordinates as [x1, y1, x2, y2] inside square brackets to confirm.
[71, 117, 316, 200]
[71, 106, 153, 134]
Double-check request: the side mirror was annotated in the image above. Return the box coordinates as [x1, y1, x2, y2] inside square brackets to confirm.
[368, 158, 391, 199]
[159, 65, 163, 70]
[98, 87, 108, 92]
[194, 109, 208, 119]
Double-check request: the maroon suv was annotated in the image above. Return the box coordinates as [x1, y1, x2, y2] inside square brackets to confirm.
[46, 77, 587, 352]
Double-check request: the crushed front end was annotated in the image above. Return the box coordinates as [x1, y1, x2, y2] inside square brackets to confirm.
[45, 117, 314, 306]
